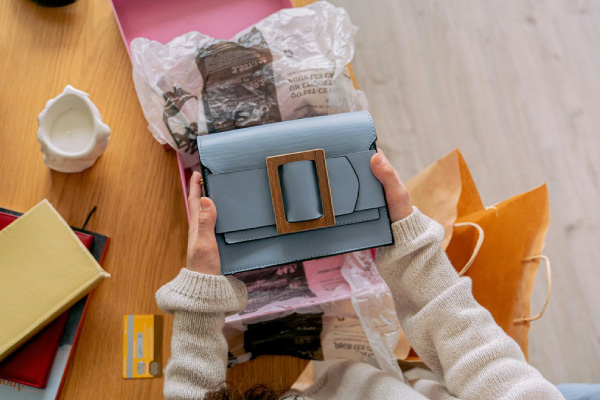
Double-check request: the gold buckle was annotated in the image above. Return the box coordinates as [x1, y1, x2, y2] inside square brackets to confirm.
[266, 149, 335, 234]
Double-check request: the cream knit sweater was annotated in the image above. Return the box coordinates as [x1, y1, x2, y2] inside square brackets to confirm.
[156, 208, 565, 400]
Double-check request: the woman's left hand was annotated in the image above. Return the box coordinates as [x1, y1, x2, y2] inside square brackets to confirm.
[186, 171, 221, 275]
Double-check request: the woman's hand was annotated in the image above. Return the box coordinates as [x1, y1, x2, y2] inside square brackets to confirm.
[186, 171, 221, 275]
[370, 149, 413, 222]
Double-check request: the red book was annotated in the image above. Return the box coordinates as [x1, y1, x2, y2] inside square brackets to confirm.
[0, 210, 105, 391]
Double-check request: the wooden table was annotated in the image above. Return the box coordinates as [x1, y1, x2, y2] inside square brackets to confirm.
[0, 0, 307, 397]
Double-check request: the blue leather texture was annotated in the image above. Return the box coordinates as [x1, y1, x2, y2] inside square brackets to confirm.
[216, 207, 392, 273]
[206, 150, 384, 234]
[197, 111, 393, 275]
[279, 161, 323, 223]
[198, 111, 377, 173]
[223, 209, 381, 244]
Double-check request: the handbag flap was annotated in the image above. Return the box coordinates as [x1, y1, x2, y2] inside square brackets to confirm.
[197, 111, 384, 241]
[197, 111, 377, 173]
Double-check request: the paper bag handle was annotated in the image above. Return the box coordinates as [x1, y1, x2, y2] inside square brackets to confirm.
[454, 222, 484, 277]
[513, 255, 552, 324]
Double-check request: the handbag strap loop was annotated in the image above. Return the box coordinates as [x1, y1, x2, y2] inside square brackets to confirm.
[454, 222, 485, 277]
[266, 149, 335, 234]
[513, 255, 552, 324]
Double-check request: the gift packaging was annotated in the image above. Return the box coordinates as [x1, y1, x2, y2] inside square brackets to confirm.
[113, 0, 400, 372]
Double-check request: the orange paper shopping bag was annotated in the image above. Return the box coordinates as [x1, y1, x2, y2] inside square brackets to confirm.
[446, 185, 550, 359]
[398, 150, 551, 363]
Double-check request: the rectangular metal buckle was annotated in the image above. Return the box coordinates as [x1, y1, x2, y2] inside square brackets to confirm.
[266, 149, 335, 234]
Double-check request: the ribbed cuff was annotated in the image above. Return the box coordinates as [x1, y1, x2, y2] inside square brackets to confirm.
[390, 206, 433, 242]
[156, 269, 248, 315]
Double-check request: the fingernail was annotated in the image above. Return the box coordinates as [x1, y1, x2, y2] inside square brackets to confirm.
[373, 153, 383, 166]
[200, 197, 211, 210]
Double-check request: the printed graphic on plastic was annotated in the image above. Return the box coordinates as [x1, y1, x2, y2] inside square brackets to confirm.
[235, 263, 315, 315]
[196, 28, 282, 133]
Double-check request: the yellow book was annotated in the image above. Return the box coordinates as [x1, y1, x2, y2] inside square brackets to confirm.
[0, 199, 109, 362]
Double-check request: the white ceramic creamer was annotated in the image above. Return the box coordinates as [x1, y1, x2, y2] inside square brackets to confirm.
[37, 85, 110, 173]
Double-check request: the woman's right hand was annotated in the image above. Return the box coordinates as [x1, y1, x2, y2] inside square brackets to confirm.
[186, 171, 221, 275]
[370, 149, 413, 223]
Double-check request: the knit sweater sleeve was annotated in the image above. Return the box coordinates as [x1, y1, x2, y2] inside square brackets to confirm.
[376, 207, 564, 400]
[155, 268, 248, 400]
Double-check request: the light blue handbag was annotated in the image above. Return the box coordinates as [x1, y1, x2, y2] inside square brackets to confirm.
[198, 111, 393, 275]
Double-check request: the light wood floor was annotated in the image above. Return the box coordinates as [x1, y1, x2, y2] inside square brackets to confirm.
[329, 0, 600, 384]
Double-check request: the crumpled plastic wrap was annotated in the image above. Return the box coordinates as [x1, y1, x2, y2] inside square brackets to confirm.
[131, 1, 367, 168]
[223, 251, 404, 373]
[341, 251, 405, 381]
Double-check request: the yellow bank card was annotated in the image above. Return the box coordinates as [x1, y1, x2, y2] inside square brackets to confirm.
[123, 314, 162, 379]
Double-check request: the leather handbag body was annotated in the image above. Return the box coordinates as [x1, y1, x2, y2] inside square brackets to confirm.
[198, 111, 393, 275]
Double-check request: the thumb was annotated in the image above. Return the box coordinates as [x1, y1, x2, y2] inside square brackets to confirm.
[370, 149, 413, 222]
[187, 196, 221, 275]
[196, 197, 217, 234]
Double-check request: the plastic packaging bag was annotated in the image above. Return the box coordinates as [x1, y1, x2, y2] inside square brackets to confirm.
[341, 251, 404, 380]
[223, 251, 405, 376]
[131, 1, 367, 168]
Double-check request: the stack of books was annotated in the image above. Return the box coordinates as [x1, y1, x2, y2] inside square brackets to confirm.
[0, 200, 110, 399]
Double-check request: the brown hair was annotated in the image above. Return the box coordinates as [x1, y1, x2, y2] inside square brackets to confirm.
[203, 383, 303, 400]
